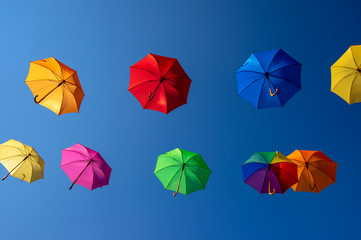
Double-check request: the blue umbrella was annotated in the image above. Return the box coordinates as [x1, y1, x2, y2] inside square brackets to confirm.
[236, 49, 302, 109]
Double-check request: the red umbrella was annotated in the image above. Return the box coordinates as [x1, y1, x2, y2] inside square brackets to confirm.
[129, 53, 192, 114]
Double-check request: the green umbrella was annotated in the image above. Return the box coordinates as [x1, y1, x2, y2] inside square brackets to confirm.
[154, 148, 211, 196]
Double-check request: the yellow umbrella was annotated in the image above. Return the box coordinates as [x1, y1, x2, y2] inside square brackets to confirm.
[0, 139, 45, 183]
[331, 45, 361, 104]
[25, 57, 85, 115]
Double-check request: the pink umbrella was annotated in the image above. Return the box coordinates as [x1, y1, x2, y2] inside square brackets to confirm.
[61, 143, 112, 190]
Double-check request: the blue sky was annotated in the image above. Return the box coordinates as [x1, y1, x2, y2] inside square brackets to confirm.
[0, 0, 360, 239]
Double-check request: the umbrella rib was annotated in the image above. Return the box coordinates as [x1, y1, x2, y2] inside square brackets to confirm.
[269, 63, 301, 73]
[0, 145, 27, 155]
[164, 81, 187, 103]
[256, 79, 266, 109]
[266, 50, 279, 72]
[164, 168, 182, 189]
[32, 62, 62, 81]
[331, 71, 357, 91]
[163, 81, 168, 113]
[331, 66, 356, 70]
[185, 166, 206, 189]
[253, 54, 266, 72]
[308, 163, 336, 181]
[128, 79, 161, 91]
[130, 66, 162, 79]
[154, 164, 182, 174]
[236, 70, 264, 75]
[238, 76, 266, 95]
[269, 75, 301, 88]
[350, 47, 359, 69]
[348, 73, 360, 103]
[63, 149, 91, 160]
[25, 79, 59, 83]
[271, 164, 299, 182]
[162, 59, 178, 79]
[54, 58, 64, 79]
[60, 160, 90, 167]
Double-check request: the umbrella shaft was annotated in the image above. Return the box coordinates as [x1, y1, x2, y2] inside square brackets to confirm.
[69, 159, 93, 190]
[2, 154, 30, 181]
[35, 80, 65, 103]
[149, 78, 165, 101]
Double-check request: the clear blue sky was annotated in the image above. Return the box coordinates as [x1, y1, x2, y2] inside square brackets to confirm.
[0, 0, 360, 239]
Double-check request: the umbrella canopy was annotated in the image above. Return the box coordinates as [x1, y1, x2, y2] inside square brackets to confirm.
[331, 45, 361, 104]
[154, 148, 211, 196]
[25, 57, 85, 115]
[0, 139, 44, 183]
[242, 151, 298, 195]
[61, 144, 112, 190]
[129, 53, 192, 114]
[287, 150, 337, 193]
[236, 49, 301, 109]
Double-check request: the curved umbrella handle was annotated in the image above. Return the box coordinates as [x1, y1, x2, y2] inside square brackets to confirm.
[269, 88, 279, 97]
[268, 181, 276, 195]
[21, 174, 25, 182]
[34, 95, 41, 104]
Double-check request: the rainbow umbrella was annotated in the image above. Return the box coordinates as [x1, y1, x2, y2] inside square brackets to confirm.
[61, 144, 111, 190]
[242, 151, 298, 195]
[236, 49, 301, 109]
[287, 150, 337, 193]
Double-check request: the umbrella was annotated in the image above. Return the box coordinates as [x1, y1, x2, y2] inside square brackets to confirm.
[236, 49, 302, 109]
[25, 57, 85, 115]
[154, 148, 211, 196]
[331, 45, 361, 104]
[129, 53, 192, 114]
[0, 139, 44, 183]
[242, 151, 298, 195]
[61, 144, 111, 190]
[287, 150, 337, 193]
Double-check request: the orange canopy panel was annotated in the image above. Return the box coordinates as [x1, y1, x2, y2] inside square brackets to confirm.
[25, 57, 84, 115]
[287, 150, 337, 193]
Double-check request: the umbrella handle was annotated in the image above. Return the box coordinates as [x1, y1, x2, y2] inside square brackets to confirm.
[149, 92, 154, 101]
[34, 95, 41, 103]
[269, 88, 278, 96]
[34, 81, 65, 104]
[21, 174, 25, 182]
[268, 181, 275, 195]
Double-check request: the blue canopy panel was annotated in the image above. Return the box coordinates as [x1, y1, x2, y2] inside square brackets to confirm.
[242, 162, 267, 181]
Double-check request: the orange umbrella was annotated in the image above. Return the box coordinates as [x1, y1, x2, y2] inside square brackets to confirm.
[287, 150, 337, 193]
[25, 57, 84, 115]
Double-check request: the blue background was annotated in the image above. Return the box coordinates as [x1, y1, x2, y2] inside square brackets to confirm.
[0, 0, 360, 239]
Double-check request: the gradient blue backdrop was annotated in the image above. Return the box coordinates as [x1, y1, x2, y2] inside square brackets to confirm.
[0, 0, 360, 239]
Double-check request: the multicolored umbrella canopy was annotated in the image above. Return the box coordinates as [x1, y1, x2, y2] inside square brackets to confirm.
[0, 139, 44, 183]
[154, 148, 211, 196]
[25, 57, 85, 115]
[287, 150, 337, 193]
[61, 144, 112, 190]
[242, 151, 298, 195]
[129, 53, 192, 114]
[331, 45, 361, 104]
[236, 49, 302, 109]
